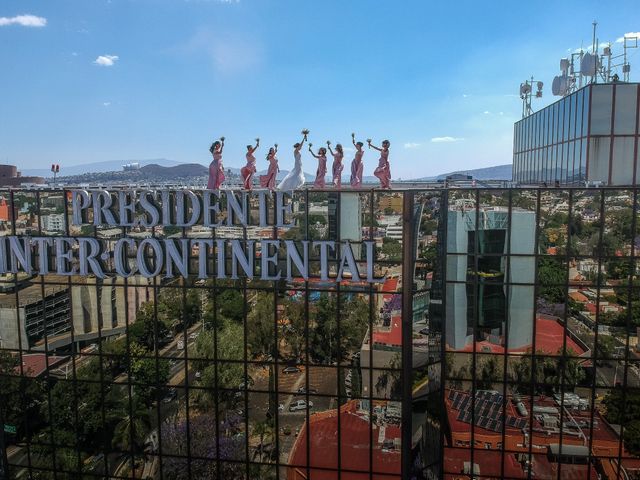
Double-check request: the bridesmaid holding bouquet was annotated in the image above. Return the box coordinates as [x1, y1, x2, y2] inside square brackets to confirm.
[259, 144, 279, 191]
[207, 137, 225, 190]
[309, 143, 327, 188]
[241, 138, 260, 190]
[369, 139, 391, 189]
[350, 133, 365, 188]
[327, 141, 344, 188]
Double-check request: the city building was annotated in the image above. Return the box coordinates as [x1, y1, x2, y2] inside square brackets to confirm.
[0, 197, 9, 222]
[513, 82, 640, 186]
[445, 203, 536, 350]
[0, 164, 45, 187]
[1, 186, 639, 480]
[0, 275, 150, 350]
[41, 213, 65, 232]
[286, 400, 401, 479]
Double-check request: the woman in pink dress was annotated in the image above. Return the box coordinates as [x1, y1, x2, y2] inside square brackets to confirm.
[241, 138, 260, 190]
[207, 137, 225, 190]
[350, 133, 365, 188]
[309, 144, 327, 188]
[327, 141, 344, 188]
[259, 144, 279, 191]
[369, 139, 391, 189]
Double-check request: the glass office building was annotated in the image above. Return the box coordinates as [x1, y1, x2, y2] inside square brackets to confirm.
[1, 187, 640, 480]
[513, 83, 640, 186]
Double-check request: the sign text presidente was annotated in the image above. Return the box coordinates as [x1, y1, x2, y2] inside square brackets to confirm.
[0, 189, 384, 283]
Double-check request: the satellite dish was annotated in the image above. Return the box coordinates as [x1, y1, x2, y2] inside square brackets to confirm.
[520, 83, 531, 96]
[560, 58, 570, 73]
[580, 53, 600, 76]
[552, 75, 570, 96]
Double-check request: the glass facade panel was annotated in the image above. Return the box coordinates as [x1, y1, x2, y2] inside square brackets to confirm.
[611, 137, 636, 185]
[582, 85, 591, 136]
[588, 137, 612, 183]
[568, 92, 576, 140]
[563, 94, 570, 142]
[576, 88, 584, 138]
[590, 84, 614, 135]
[513, 83, 640, 186]
[614, 84, 638, 135]
[4, 186, 640, 479]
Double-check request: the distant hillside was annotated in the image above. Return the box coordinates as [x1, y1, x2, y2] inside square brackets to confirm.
[22, 158, 186, 178]
[30, 158, 513, 185]
[415, 164, 512, 181]
[54, 163, 210, 184]
[140, 163, 207, 179]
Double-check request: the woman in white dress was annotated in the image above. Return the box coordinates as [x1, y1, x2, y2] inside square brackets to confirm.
[277, 130, 309, 191]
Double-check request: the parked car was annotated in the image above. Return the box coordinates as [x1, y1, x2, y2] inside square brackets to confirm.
[289, 399, 313, 412]
[238, 377, 255, 390]
[177, 340, 185, 350]
[283, 366, 301, 374]
[297, 386, 319, 394]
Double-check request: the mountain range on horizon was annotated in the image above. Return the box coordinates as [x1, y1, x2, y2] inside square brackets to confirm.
[21, 159, 513, 182]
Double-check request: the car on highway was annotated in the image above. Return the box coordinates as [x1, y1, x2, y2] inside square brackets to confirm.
[289, 399, 313, 412]
[162, 388, 178, 403]
[283, 366, 301, 374]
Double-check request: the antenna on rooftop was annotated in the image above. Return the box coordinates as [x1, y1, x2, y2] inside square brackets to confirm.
[523, 22, 637, 107]
[520, 77, 543, 118]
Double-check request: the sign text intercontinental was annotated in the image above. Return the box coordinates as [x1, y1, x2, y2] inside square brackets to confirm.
[0, 189, 384, 283]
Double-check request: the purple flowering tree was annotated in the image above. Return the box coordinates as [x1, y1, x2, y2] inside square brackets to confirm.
[161, 412, 245, 479]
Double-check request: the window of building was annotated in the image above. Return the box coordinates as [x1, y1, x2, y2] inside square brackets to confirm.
[614, 84, 638, 135]
[590, 84, 613, 135]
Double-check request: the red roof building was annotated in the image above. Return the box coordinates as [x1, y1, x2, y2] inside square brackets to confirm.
[287, 400, 401, 480]
[14, 353, 67, 378]
[456, 316, 589, 356]
[444, 388, 631, 479]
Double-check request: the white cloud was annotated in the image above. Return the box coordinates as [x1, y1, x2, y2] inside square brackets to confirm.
[573, 42, 613, 53]
[404, 142, 421, 149]
[483, 111, 490, 114]
[71, 52, 78, 57]
[462, 94, 471, 98]
[177, 29, 262, 74]
[102, 102, 111, 107]
[94, 55, 119, 67]
[0, 14, 47, 27]
[431, 137, 464, 143]
[617, 32, 640, 43]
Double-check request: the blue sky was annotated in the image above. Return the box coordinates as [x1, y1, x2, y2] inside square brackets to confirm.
[0, 0, 639, 179]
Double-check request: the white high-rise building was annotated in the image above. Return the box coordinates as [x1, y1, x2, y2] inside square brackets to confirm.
[445, 205, 536, 350]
